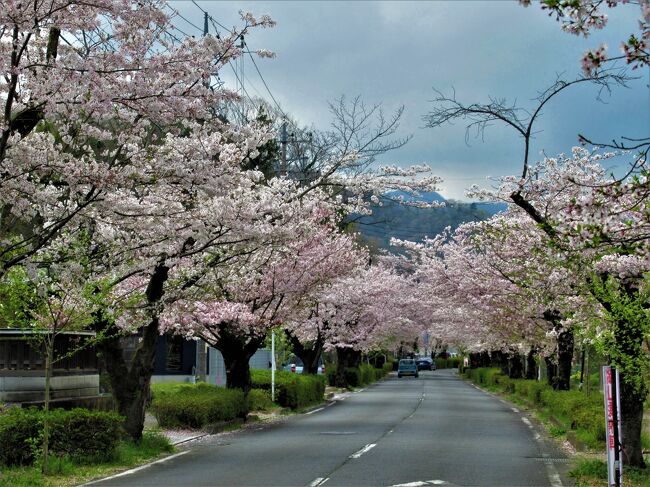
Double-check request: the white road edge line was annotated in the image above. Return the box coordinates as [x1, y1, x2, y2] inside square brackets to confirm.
[525, 417, 564, 487]
[306, 407, 325, 415]
[309, 477, 329, 486]
[511, 407, 520, 413]
[349, 443, 376, 459]
[81, 450, 190, 485]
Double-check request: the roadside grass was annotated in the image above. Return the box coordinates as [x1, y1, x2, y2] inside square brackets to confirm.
[570, 458, 650, 487]
[0, 430, 174, 487]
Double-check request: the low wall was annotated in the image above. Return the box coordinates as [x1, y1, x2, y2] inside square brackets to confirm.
[0, 373, 100, 402]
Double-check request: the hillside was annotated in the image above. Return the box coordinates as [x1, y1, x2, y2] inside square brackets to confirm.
[352, 193, 508, 253]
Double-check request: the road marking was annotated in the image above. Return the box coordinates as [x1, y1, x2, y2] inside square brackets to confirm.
[349, 443, 376, 458]
[309, 477, 329, 486]
[389, 481, 452, 487]
[521, 417, 533, 428]
[306, 407, 325, 415]
[81, 451, 190, 485]
[511, 407, 520, 413]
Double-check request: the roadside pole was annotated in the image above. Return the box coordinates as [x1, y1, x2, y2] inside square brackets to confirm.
[602, 365, 623, 487]
[271, 331, 276, 401]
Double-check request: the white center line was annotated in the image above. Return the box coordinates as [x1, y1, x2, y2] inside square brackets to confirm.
[349, 443, 376, 458]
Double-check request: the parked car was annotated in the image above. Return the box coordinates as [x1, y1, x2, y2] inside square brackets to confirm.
[415, 357, 434, 371]
[283, 361, 325, 375]
[397, 359, 419, 378]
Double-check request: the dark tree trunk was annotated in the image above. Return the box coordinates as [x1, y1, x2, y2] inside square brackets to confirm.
[525, 348, 537, 380]
[96, 263, 168, 442]
[605, 284, 648, 469]
[543, 309, 573, 391]
[491, 350, 508, 374]
[545, 356, 558, 388]
[556, 328, 574, 391]
[211, 328, 264, 397]
[508, 354, 524, 379]
[335, 347, 361, 388]
[286, 330, 323, 375]
[479, 351, 491, 367]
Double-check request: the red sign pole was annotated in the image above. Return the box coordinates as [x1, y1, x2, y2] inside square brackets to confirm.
[603, 366, 623, 487]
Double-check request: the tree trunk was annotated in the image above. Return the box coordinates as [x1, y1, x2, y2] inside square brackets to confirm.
[556, 328, 574, 391]
[208, 325, 263, 400]
[41, 336, 53, 473]
[543, 309, 573, 391]
[606, 285, 648, 469]
[286, 330, 323, 375]
[545, 356, 558, 388]
[508, 354, 524, 379]
[525, 348, 537, 380]
[94, 263, 168, 442]
[335, 347, 361, 388]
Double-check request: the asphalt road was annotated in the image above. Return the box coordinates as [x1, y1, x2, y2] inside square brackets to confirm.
[90, 369, 572, 487]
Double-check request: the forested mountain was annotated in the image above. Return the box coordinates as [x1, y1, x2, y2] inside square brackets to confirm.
[352, 193, 508, 253]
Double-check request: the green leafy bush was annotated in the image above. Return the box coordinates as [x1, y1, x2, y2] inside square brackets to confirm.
[151, 384, 247, 429]
[0, 407, 124, 466]
[435, 357, 462, 369]
[250, 370, 325, 409]
[344, 367, 361, 387]
[248, 388, 274, 412]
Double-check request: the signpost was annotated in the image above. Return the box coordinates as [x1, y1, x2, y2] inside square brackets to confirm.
[271, 331, 276, 402]
[602, 366, 623, 487]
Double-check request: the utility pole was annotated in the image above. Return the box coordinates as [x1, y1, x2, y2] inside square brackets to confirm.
[280, 119, 288, 176]
[203, 12, 208, 36]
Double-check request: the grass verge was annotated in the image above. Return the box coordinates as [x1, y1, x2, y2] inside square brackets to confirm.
[0, 430, 174, 487]
[570, 458, 650, 487]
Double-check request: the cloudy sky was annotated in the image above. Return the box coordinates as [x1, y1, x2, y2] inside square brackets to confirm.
[172, 1, 649, 200]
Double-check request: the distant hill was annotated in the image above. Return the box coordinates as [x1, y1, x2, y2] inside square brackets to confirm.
[385, 190, 447, 205]
[352, 195, 508, 254]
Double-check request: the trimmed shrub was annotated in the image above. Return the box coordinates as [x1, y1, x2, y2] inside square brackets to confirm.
[250, 370, 325, 410]
[435, 357, 462, 369]
[151, 385, 247, 429]
[248, 389, 274, 412]
[0, 407, 123, 466]
[344, 367, 361, 388]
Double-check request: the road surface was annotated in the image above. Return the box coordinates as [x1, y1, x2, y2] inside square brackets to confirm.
[91, 369, 572, 486]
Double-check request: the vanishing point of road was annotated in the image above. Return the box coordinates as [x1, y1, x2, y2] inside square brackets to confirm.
[90, 369, 572, 487]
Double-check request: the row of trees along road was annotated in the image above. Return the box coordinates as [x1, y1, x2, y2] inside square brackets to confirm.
[0, 0, 440, 458]
[417, 0, 650, 469]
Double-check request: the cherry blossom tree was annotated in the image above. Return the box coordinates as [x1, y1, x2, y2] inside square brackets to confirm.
[0, 0, 274, 277]
[466, 147, 650, 467]
[160, 206, 365, 394]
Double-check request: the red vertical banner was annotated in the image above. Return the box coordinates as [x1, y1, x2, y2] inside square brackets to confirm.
[602, 366, 622, 487]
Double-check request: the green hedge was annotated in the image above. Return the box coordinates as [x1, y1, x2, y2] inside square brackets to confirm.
[250, 370, 325, 410]
[435, 357, 462, 369]
[463, 368, 605, 449]
[151, 383, 247, 428]
[0, 408, 124, 466]
[326, 365, 389, 388]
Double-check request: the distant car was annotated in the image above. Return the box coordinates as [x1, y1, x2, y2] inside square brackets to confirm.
[283, 362, 325, 375]
[415, 357, 434, 371]
[397, 359, 419, 378]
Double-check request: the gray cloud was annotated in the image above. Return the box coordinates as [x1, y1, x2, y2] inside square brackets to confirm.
[175, 1, 649, 199]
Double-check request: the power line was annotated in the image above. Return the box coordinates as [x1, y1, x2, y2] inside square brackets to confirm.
[246, 47, 285, 117]
[165, 4, 204, 35]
